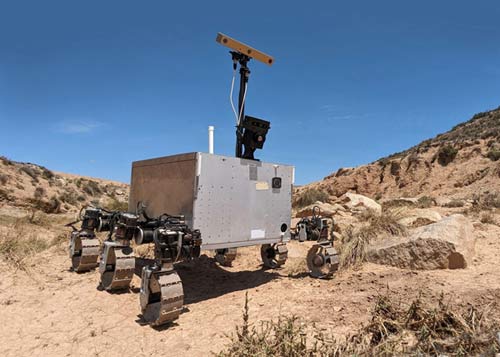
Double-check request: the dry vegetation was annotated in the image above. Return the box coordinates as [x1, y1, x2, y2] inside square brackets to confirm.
[0, 156, 128, 214]
[218, 292, 500, 356]
[339, 208, 407, 269]
[293, 188, 329, 208]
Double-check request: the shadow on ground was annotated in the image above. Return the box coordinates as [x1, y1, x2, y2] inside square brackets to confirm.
[134, 255, 279, 304]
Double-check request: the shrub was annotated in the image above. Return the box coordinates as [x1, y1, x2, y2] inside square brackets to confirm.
[487, 148, 500, 161]
[0, 174, 8, 185]
[417, 196, 435, 208]
[59, 190, 78, 205]
[19, 166, 39, 181]
[0, 224, 49, 270]
[82, 180, 102, 196]
[358, 209, 407, 237]
[339, 226, 370, 269]
[217, 292, 500, 356]
[0, 188, 12, 201]
[0, 156, 13, 165]
[480, 212, 496, 225]
[34, 187, 45, 199]
[340, 209, 407, 269]
[31, 196, 61, 214]
[293, 188, 329, 208]
[106, 197, 129, 211]
[443, 199, 465, 208]
[437, 145, 458, 166]
[390, 161, 400, 176]
[40, 167, 54, 180]
[482, 192, 500, 209]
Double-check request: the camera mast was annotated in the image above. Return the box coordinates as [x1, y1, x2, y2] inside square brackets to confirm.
[216, 33, 274, 160]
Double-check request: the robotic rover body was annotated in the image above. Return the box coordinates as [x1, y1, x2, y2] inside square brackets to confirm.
[66, 33, 339, 327]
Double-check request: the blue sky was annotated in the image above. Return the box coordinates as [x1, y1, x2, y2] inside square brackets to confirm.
[1, 1, 499, 185]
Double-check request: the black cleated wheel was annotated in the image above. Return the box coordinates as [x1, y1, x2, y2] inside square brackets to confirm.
[261, 243, 288, 269]
[215, 248, 237, 267]
[306, 243, 339, 279]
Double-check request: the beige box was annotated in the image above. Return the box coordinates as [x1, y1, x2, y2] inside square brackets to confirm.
[129, 152, 294, 250]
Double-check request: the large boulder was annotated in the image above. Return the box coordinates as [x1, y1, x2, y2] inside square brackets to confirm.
[397, 208, 442, 228]
[296, 201, 345, 218]
[342, 192, 382, 214]
[367, 214, 475, 270]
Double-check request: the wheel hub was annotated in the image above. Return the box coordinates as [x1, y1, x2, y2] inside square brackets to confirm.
[313, 254, 324, 267]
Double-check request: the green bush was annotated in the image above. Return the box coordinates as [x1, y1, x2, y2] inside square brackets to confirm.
[437, 145, 458, 166]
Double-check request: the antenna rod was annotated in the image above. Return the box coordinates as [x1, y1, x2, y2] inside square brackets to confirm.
[232, 51, 251, 158]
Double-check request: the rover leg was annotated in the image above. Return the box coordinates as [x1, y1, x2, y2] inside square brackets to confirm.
[99, 241, 135, 291]
[261, 243, 288, 269]
[306, 241, 339, 278]
[69, 231, 100, 272]
[140, 262, 184, 326]
[215, 248, 237, 267]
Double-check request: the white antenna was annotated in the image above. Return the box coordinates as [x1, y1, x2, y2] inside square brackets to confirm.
[208, 126, 214, 154]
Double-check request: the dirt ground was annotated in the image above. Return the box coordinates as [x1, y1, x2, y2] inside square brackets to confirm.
[1, 221, 500, 356]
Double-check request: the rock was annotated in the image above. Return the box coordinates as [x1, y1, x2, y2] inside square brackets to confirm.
[435, 197, 451, 207]
[291, 217, 301, 229]
[342, 192, 382, 214]
[296, 201, 345, 218]
[398, 208, 442, 228]
[367, 214, 475, 270]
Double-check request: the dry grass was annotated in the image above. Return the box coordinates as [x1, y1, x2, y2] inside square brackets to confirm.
[338, 226, 371, 270]
[0, 224, 50, 270]
[358, 208, 408, 237]
[106, 196, 129, 211]
[293, 188, 329, 208]
[480, 212, 497, 225]
[0, 213, 68, 270]
[417, 195, 435, 208]
[282, 258, 308, 277]
[444, 199, 466, 208]
[339, 209, 407, 269]
[217, 292, 500, 356]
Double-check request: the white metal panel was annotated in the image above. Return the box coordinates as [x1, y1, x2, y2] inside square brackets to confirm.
[193, 153, 293, 250]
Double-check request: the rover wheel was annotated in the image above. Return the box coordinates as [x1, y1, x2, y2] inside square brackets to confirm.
[215, 248, 237, 267]
[140, 267, 184, 326]
[99, 242, 135, 291]
[306, 242, 339, 279]
[261, 243, 288, 269]
[69, 232, 100, 272]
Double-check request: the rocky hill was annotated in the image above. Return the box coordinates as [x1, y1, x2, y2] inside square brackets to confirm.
[0, 156, 128, 215]
[296, 106, 500, 204]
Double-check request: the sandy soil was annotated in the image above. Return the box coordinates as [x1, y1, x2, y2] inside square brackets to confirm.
[1, 223, 500, 356]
